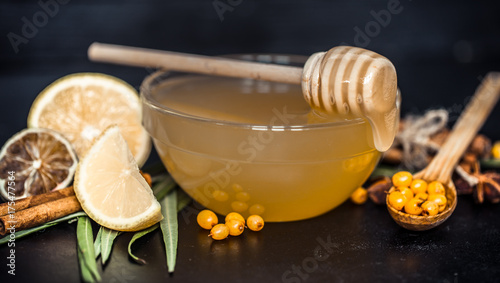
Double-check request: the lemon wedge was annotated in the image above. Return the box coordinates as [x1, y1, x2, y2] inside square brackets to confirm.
[74, 125, 162, 231]
[27, 73, 151, 166]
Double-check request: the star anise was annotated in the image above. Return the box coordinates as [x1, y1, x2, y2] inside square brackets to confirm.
[454, 162, 500, 203]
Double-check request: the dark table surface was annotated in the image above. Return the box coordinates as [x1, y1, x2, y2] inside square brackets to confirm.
[1, 1, 500, 282]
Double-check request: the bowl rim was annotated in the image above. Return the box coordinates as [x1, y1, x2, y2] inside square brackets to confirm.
[141, 70, 371, 131]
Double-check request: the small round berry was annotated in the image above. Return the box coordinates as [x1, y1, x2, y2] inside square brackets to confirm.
[392, 171, 413, 187]
[225, 219, 245, 236]
[236, 192, 250, 202]
[212, 190, 229, 202]
[249, 204, 265, 215]
[225, 212, 245, 225]
[427, 181, 446, 195]
[247, 215, 265, 231]
[404, 198, 423, 215]
[397, 187, 414, 201]
[410, 179, 428, 195]
[350, 187, 368, 205]
[414, 192, 429, 202]
[492, 141, 500, 159]
[428, 194, 447, 212]
[197, 210, 218, 230]
[231, 201, 248, 212]
[232, 183, 244, 192]
[388, 190, 408, 211]
[421, 201, 439, 216]
[209, 224, 229, 240]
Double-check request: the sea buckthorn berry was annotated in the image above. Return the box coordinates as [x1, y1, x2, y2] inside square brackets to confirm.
[197, 210, 218, 230]
[225, 212, 245, 225]
[247, 215, 265, 231]
[421, 201, 439, 216]
[404, 198, 424, 215]
[427, 181, 446, 195]
[392, 171, 413, 187]
[492, 141, 500, 159]
[414, 192, 429, 202]
[350, 187, 368, 205]
[225, 219, 245, 236]
[212, 190, 229, 202]
[231, 201, 249, 212]
[209, 224, 229, 240]
[410, 179, 428, 195]
[249, 204, 265, 215]
[388, 191, 408, 211]
[428, 194, 447, 212]
[396, 187, 414, 201]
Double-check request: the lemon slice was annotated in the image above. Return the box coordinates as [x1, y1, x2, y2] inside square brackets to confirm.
[74, 125, 162, 231]
[27, 73, 151, 166]
[0, 128, 78, 200]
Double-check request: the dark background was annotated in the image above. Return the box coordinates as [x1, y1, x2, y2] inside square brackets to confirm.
[1, 1, 500, 282]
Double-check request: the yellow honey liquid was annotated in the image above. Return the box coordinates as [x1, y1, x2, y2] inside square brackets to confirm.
[143, 75, 380, 222]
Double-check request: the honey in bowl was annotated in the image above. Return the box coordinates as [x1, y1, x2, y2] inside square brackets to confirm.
[141, 55, 392, 222]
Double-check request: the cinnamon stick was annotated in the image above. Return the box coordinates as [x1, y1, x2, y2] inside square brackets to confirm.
[0, 186, 75, 217]
[0, 196, 82, 236]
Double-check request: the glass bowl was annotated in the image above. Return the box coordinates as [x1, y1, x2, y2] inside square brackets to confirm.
[141, 54, 383, 222]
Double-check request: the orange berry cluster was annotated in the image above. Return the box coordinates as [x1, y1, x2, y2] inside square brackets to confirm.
[196, 210, 264, 240]
[387, 171, 448, 216]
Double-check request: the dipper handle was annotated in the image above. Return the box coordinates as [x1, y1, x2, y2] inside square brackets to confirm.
[89, 42, 303, 84]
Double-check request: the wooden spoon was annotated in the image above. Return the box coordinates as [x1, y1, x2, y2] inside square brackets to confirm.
[387, 72, 500, 231]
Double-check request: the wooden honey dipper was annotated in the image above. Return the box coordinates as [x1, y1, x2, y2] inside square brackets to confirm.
[88, 43, 398, 151]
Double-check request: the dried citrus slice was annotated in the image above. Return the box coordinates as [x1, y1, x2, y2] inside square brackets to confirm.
[0, 128, 78, 200]
[27, 73, 151, 166]
[74, 125, 162, 232]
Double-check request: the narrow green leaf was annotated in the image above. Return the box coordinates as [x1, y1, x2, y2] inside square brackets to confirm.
[370, 165, 407, 179]
[127, 188, 192, 266]
[160, 190, 178, 273]
[177, 189, 192, 212]
[94, 226, 102, 259]
[78, 247, 96, 283]
[481, 158, 500, 168]
[127, 223, 159, 265]
[153, 175, 178, 201]
[100, 227, 122, 265]
[77, 216, 101, 282]
[0, 211, 87, 245]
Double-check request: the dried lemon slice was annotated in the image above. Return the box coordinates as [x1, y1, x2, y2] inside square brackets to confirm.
[0, 128, 78, 200]
[27, 73, 151, 166]
[74, 125, 162, 232]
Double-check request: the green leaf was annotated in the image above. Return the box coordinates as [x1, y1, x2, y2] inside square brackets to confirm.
[160, 190, 178, 273]
[370, 165, 407, 179]
[127, 188, 192, 266]
[127, 223, 159, 265]
[0, 211, 87, 245]
[78, 247, 96, 283]
[481, 158, 500, 168]
[177, 189, 192, 212]
[100, 227, 122, 265]
[94, 226, 102, 259]
[153, 175, 178, 201]
[77, 216, 101, 282]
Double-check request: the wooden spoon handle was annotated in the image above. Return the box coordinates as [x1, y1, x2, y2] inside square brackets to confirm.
[88, 42, 303, 85]
[422, 72, 500, 183]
